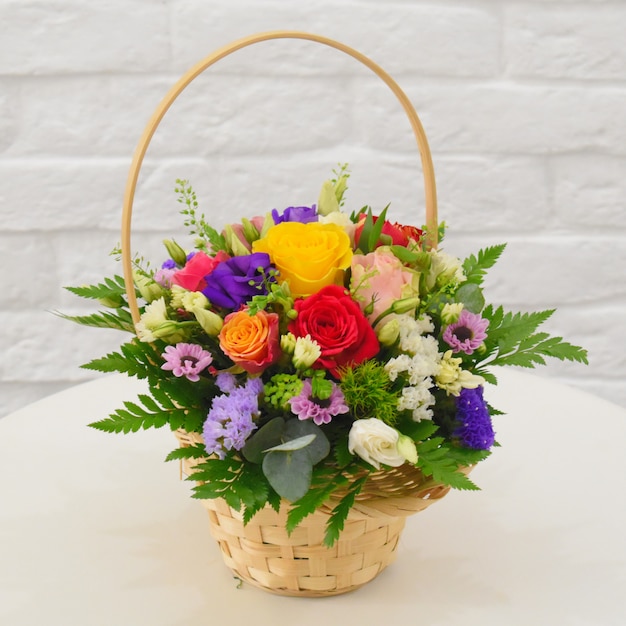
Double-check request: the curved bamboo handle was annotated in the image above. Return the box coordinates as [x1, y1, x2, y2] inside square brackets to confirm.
[122, 31, 438, 325]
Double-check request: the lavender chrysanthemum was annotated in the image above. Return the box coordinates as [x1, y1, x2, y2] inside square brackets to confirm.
[443, 309, 489, 355]
[289, 379, 349, 426]
[161, 343, 213, 382]
[453, 386, 495, 450]
[202, 378, 263, 458]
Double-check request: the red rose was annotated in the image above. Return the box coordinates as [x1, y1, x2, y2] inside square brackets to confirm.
[288, 285, 380, 377]
[171, 250, 230, 292]
[354, 214, 408, 248]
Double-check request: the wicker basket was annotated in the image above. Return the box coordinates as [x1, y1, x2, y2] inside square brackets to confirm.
[120, 31, 456, 597]
[174, 429, 462, 596]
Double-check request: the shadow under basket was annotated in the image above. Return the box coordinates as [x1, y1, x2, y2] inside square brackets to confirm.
[174, 429, 461, 597]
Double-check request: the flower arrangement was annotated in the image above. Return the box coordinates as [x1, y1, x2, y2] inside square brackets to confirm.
[64, 165, 587, 547]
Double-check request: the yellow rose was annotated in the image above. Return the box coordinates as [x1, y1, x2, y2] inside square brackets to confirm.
[252, 222, 352, 297]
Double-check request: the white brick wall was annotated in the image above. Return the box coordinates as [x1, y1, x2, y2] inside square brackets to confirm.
[1, 0, 625, 417]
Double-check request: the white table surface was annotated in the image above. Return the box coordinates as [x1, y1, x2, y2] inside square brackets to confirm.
[1, 370, 625, 626]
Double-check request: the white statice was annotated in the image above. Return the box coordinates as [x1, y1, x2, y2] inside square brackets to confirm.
[384, 314, 442, 421]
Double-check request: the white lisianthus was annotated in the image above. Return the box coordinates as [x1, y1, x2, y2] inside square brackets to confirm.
[292, 334, 322, 370]
[436, 350, 485, 396]
[348, 418, 406, 470]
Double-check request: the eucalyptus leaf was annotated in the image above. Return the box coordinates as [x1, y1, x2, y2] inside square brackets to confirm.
[456, 283, 485, 313]
[262, 449, 313, 502]
[264, 434, 316, 453]
[241, 417, 285, 463]
[283, 419, 330, 464]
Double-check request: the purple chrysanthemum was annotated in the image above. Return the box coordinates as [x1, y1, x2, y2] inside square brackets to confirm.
[453, 386, 495, 450]
[161, 343, 213, 382]
[443, 309, 489, 355]
[288, 379, 349, 426]
[202, 377, 263, 458]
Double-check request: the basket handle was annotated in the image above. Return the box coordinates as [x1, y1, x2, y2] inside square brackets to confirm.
[122, 30, 438, 325]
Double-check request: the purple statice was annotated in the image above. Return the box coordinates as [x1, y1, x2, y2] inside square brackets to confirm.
[288, 379, 349, 426]
[215, 372, 238, 394]
[271, 205, 318, 224]
[161, 258, 177, 270]
[161, 343, 213, 382]
[202, 252, 275, 310]
[453, 386, 495, 450]
[202, 377, 263, 458]
[443, 309, 489, 355]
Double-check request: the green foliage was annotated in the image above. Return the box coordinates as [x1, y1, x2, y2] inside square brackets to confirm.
[176, 178, 228, 253]
[416, 438, 480, 491]
[164, 444, 207, 462]
[477, 305, 588, 369]
[64, 275, 129, 306]
[191, 457, 271, 519]
[340, 360, 400, 425]
[81, 339, 164, 379]
[88, 393, 188, 434]
[56, 309, 136, 333]
[355, 205, 390, 254]
[324, 475, 368, 547]
[462, 244, 507, 286]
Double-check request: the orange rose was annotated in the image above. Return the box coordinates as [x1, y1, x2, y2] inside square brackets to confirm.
[252, 222, 352, 297]
[219, 308, 280, 374]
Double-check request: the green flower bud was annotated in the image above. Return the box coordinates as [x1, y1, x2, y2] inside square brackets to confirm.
[223, 224, 251, 257]
[280, 332, 297, 355]
[241, 217, 260, 244]
[317, 180, 340, 216]
[163, 239, 188, 266]
[193, 307, 223, 337]
[397, 434, 418, 465]
[376, 319, 400, 347]
[391, 296, 420, 314]
[97, 295, 124, 308]
[133, 270, 163, 303]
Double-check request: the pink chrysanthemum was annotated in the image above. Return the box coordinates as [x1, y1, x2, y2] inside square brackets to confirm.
[289, 379, 349, 426]
[161, 343, 213, 382]
[443, 309, 489, 355]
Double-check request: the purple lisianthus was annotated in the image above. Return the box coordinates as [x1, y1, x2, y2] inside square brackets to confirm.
[443, 309, 489, 355]
[453, 386, 495, 450]
[202, 252, 275, 310]
[203, 377, 263, 458]
[271, 205, 318, 225]
[289, 379, 349, 426]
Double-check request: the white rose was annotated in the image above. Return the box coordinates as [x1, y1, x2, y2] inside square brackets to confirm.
[348, 418, 406, 470]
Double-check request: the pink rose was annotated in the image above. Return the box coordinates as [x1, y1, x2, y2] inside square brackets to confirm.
[350, 248, 419, 322]
[171, 250, 230, 292]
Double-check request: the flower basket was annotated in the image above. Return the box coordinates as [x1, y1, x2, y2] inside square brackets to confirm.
[174, 428, 464, 595]
[63, 31, 587, 599]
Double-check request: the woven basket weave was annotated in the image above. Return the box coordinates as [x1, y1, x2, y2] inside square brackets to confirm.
[174, 429, 463, 596]
[121, 32, 458, 597]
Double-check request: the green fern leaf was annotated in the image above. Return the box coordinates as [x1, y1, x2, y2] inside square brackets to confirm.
[462, 244, 507, 285]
